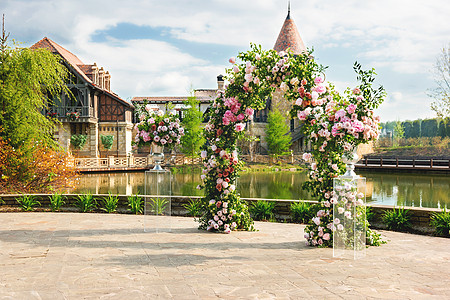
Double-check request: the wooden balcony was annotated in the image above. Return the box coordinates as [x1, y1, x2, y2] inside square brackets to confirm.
[45, 106, 95, 122]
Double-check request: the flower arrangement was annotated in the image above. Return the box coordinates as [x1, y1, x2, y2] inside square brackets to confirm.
[47, 112, 57, 118]
[66, 111, 80, 121]
[133, 102, 184, 150]
[199, 44, 385, 243]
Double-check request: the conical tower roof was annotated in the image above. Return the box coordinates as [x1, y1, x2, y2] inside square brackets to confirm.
[273, 3, 306, 55]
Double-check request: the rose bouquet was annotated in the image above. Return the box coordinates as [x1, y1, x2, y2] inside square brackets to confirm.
[133, 103, 184, 150]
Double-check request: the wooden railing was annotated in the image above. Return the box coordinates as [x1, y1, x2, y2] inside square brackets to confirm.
[356, 157, 450, 170]
[45, 106, 94, 119]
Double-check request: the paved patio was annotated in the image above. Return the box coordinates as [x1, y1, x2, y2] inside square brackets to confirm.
[0, 213, 449, 299]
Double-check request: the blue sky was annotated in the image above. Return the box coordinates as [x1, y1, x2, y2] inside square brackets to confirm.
[3, 0, 450, 122]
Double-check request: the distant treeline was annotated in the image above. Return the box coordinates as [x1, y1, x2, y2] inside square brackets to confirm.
[381, 118, 450, 138]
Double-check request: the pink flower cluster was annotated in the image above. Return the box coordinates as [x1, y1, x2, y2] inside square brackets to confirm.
[133, 109, 184, 149]
[206, 200, 238, 233]
[221, 97, 254, 127]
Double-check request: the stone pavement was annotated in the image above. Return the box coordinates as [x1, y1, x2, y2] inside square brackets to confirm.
[0, 213, 449, 299]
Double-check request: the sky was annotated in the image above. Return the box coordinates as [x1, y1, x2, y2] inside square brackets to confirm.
[3, 0, 450, 122]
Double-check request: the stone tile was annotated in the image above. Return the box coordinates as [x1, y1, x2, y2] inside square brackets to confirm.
[0, 212, 449, 299]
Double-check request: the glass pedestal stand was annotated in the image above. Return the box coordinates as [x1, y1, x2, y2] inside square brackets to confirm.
[144, 170, 172, 232]
[333, 175, 366, 260]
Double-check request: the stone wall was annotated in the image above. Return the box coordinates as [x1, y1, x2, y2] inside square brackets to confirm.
[1, 194, 443, 235]
[98, 122, 133, 157]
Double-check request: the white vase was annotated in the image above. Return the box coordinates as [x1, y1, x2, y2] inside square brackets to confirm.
[151, 143, 164, 171]
[342, 146, 359, 178]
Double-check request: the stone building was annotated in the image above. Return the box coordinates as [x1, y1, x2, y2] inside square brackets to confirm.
[250, 4, 309, 154]
[31, 37, 134, 157]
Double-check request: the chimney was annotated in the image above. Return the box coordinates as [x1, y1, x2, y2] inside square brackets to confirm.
[217, 74, 224, 90]
[99, 67, 105, 89]
[105, 71, 111, 91]
[92, 63, 98, 85]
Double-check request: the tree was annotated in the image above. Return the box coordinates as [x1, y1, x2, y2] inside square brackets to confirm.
[393, 121, 404, 146]
[0, 17, 76, 193]
[421, 119, 438, 137]
[265, 108, 292, 160]
[402, 121, 413, 138]
[0, 17, 69, 148]
[412, 120, 421, 137]
[180, 94, 204, 164]
[429, 44, 450, 118]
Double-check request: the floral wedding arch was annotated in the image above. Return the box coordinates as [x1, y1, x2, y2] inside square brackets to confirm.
[198, 44, 385, 246]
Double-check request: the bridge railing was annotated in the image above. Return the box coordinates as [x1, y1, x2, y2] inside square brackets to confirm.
[357, 157, 450, 169]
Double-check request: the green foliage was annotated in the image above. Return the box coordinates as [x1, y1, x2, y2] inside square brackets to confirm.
[49, 192, 66, 211]
[100, 135, 114, 150]
[366, 227, 386, 246]
[182, 198, 203, 218]
[393, 121, 404, 146]
[0, 197, 4, 205]
[249, 200, 276, 221]
[366, 206, 375, 223]
[16, 194, 41, 211]
[149, 197, 168, 215]
[127, 194, 143, 214]
[0, 31, 69, 149]
[290, 201, 313, 223]
[71, 134, 87, 150]
[75, 193, 97, 212]
[265, 108, 292, 158]
[180, 94, 205, 162]
[382, 207, 411, 231]
[421, 119, 438, 137]
[101, 192, 119, 213]
[412, 120, 421, 137]
[430, 208, 450, 237]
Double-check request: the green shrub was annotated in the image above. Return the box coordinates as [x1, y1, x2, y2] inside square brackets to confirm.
[430, 208, 450, 237]
[366, 206, 375, 223]
[75, 193, 97, 212]
[100, 135, 114, 150]
[382, 207, 411, 231]
[49, 192, 66, 212]
[16, 194, 41, 211]
[182, 198, 202, 218]
[149, 197, 168, 215]
[249, 200, 276, 221]
[290, 201, 313, 223]
[127, 194, 143, 214]
[71, 134, 88, 150]
[101, 192, 119, 213]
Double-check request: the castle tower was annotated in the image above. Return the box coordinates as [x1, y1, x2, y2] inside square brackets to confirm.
[273, 2, 306, 55]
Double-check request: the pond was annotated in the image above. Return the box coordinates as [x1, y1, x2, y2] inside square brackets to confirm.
[72, 170, 450, 209]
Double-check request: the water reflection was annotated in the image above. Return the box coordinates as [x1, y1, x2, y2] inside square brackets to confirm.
[359, 171, 449, 209]
[72, 171, 449, 209]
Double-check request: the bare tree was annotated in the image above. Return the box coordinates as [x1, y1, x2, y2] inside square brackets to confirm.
[429, 44, 450, 118]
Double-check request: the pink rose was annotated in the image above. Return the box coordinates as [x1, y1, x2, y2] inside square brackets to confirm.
[315, 84, 326, 94]
[323, 233, 330, 241]
[347, 104, 357, 114]
[233, 65, 239, 73]
[237, 113, 245, 121]
[314, 76, 324, 84]
[234, 123, 246, 132]
[229, 57, 236, 64]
